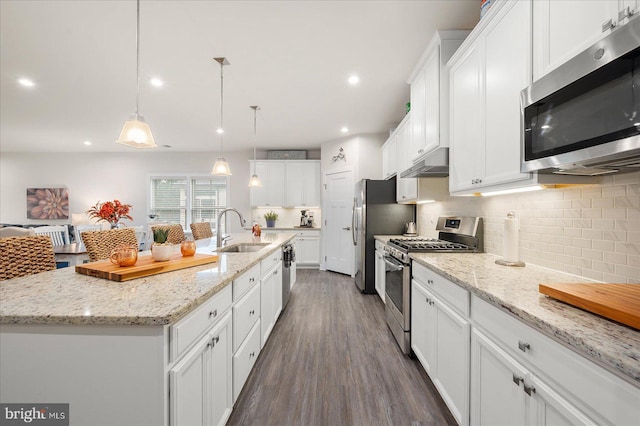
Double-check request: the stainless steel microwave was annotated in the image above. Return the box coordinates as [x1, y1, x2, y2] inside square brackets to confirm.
[521, 16, 640, 176]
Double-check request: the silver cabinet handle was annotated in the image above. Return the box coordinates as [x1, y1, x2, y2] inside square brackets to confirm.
[524, 384, 536, 396]
[342, 226, 351, 231]
[418, 148, 424, 154]
[619, 6, 635, 20]
[249, 310, 255, 316]
[427, 279, 434, 285]
[512, 374, 524, 386]
[209, 309, 217, 318]
[518, 340, 531, 353]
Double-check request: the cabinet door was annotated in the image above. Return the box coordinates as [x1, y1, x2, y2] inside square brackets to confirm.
[284, 162, 305, 207]
[208, 312, 233, 426]
[395, 118, 418, 202]
[533, 0, 620, 79]
[423, 46, 441, 156]
[297, 236, 320, 265]
[267, 162, 285, 206]
[302, 161, 321, 207]
[410, 68, 427, 160]
[233, 320, 261, 402]
[449, 41, 483, 193]
[170, 334, 209, 426]
[411, 279, 437, 376]
[435, 297, 470, 425]
[272, 262, 283, 322]
[232, 283, 260, 353]
[483, 0, 532, 188]
[260, 268, 274, 348]
[249, 161, 269, 207]
[470, 328, 528, 426]
[528, 376, 599, 426]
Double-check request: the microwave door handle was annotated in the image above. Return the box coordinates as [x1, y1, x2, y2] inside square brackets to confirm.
[383, 255, 404, 271]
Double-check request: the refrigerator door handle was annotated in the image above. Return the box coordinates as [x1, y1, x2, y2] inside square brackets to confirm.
[351, 197, 357, 246]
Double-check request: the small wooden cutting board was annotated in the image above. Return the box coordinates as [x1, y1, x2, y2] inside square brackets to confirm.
[539, 283, 640, 330]
[76, 253, 218, 282]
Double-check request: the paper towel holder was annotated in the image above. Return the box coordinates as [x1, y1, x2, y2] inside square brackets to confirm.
[496, 211, 526, 267]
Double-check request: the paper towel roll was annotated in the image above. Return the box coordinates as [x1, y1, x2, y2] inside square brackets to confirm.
[503, 211, 519, 263]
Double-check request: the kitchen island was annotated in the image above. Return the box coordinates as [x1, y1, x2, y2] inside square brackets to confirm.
[0, 232, 295, 426]
[409, 252, 639, 425]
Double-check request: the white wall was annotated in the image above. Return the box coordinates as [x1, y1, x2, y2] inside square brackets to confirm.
[417, 171, 640, 283]
[0, 150, 253, 232]
[320, 133, 385, 180]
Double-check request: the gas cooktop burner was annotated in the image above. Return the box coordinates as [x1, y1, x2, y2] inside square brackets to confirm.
[388, 238, 473, 252]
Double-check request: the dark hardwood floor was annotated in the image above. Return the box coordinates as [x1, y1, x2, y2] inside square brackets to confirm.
[227, 269, 456, 426]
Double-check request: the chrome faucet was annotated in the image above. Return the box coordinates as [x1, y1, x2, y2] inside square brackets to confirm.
[216, 208, 247, 247]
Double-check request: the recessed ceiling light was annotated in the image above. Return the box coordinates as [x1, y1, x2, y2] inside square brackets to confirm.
[18, 78, 35, 87]
[348, 75, 360, 85]
[216, 128, 224, 134]
[150, 78, 164, 87]
[341, 127, 349, 133]
[83, 140, 92, 146]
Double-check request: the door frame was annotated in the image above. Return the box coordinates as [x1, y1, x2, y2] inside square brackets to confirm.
[321, 166, 355, 275]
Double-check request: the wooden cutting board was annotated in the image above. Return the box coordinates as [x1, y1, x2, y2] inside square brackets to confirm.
[76, 253, 218, 282]
[539, 283, 640, 330]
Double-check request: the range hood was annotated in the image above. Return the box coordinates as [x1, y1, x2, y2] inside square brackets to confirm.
[400, 147, 449, 178]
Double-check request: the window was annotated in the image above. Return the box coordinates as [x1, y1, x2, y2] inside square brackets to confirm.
[150, 175, 229, 233]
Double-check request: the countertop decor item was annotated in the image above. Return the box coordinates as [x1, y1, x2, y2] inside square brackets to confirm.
[495, 211, 525, 267]
[86, 200, 133, 228]
[180, 240, 196, 257]
[264, 211, 278, 228]
[151, 227, 172, 261]
[115, 0, 156, 148]
[109, 244, 138, 267]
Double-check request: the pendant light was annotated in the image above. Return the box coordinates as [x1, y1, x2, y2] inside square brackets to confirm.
[248, 105, 263, 187]
[211, 57, 232, 176]
[116, 0, 156, 148]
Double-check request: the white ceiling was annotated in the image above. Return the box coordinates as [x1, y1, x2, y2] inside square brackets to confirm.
[0, 0, 479, 153]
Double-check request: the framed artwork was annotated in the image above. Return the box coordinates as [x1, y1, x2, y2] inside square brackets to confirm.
[26, 187, 69, 220]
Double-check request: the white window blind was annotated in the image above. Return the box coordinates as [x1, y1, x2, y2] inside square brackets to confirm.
[150, 175, 229, 232]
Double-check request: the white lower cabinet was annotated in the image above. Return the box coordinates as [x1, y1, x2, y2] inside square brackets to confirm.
[261, 256, 283, 347]
[233, 320, 261, 402]
[471, 328, 597, 426]
[169, 311, 233, 426]
[411, 265, 470, 425]
[295, 230, 320, 267]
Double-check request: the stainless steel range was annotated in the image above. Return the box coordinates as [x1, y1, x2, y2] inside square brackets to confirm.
[384, 216, 482, 354]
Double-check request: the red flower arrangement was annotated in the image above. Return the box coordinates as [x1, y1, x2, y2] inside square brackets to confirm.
[86, 200, 133, 228]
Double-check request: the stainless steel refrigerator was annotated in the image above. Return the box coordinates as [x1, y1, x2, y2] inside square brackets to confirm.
[353, 179, 415, 294]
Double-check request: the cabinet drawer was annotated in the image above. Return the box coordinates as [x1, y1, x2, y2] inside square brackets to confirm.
[471, 295, 640, 425]
[375, 240, 386, 251]
[233, 263, 260, 301]
[233, 319, 261, 402]
[170, 284, 232, 362]
[412, 262, 469, 317]
[296, 230, 320, 237]
[261, 250, 281, 276]
[233, 283, 261, 353]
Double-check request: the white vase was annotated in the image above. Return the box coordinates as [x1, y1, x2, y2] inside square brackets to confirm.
[151, 243, 173, 261]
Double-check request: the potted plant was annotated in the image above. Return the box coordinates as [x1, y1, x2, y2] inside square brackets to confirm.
[264, 211, 278, 228]
[151, 228, 173, 261]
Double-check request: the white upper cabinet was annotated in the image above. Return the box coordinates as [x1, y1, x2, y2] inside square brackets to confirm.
[394, 114, 418, 202]
[249, 161, 285, 207]
[284, 161, 320, 207]
[382, 135, 397, 179]
[532, 0, 623, 80]
[407, 30, 469, 163]
[250, 160, 319, 207]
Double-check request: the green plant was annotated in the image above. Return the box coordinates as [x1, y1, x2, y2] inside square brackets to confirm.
[264, 211, 278, 221]
[153, 228, 170, 244]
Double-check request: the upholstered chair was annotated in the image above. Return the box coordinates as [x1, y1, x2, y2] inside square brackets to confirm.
[150, 224, 186, 245]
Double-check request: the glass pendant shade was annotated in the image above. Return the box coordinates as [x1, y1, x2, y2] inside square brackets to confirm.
[212, 157, 232, 176]
[116, 114, 156, 148]
[248, 173, 262, 187]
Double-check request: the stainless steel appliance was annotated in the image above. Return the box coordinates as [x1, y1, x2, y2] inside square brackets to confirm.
[521, 16, 640, 176]
[384, 216, 482, 354]
[353, 179, 415, 294]
[282, 243, 295, 309]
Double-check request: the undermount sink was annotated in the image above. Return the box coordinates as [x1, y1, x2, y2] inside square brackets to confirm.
[217, 243, 269, 253]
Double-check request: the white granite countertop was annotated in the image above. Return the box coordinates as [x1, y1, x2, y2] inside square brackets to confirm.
[409, 252, 640, 384]
[243, 226, 321, 231]
[0, 232, 296, 326]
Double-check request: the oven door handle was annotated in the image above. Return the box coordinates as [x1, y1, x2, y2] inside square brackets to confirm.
[383, 255, 405, 271]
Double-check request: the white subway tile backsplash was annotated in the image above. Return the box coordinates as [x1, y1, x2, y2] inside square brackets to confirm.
[602, 272, 629, 283]
[417, 171, 640, 282]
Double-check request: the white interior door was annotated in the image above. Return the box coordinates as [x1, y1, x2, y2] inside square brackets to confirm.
[324, 169, 354, 276]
